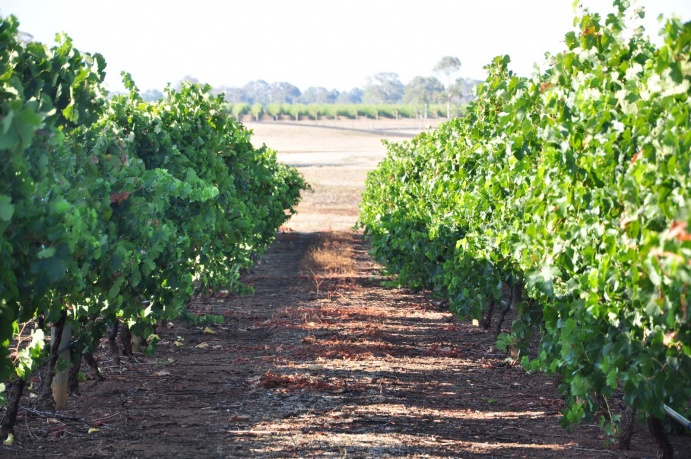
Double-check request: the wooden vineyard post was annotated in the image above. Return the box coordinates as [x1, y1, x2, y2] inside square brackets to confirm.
[51, 321, 72, 410]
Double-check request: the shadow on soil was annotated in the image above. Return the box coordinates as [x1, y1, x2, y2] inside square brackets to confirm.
[2, 231, 689, 458]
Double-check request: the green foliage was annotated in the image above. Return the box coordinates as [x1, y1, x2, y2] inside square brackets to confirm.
[0, 15, 308, 403]
[495, 333, 516, 354]
[1, 14, 106, 381]
[360, 3, 691, 432]
[223, 102, 461, 120]
[226, 102, 250, 118]
[250, 102, 263, 120]
[178, 310, 224, 326]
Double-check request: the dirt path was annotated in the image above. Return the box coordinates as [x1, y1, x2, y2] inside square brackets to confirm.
[4, 230, 682, 458]
[3, 121, 689, 458]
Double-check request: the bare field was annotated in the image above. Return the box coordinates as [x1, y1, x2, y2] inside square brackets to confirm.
[247, 118, 442, 154]
[247, 119, 441, 232]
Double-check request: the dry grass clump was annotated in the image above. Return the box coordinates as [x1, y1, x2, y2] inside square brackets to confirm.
[301, 231, 357, 277]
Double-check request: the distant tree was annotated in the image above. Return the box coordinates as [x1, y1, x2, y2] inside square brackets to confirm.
[141, 88, 163, 102]
[181, 74, 200, 83]
[403, 76, 444, 106]
[433, 56, 462, 118]
[217, 86, 246, 103]
[336, 87, 363, 104]
[327, 88, 341, 103]
[250, 102, 263, 121]
[298, 87, 318, 104]
[269, 81, 301, 104]
[242, 80, 271, 105]
[265, 103, 284, 120]
[299, 87, 339, 104]
[174, 75, 200, 91]
[228, 102, 250, 118]
[452, 77, 481, 104]
[363, 73, 404, 104]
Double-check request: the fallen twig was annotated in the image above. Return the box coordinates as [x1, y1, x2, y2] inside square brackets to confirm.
[20, 406, 90, 425]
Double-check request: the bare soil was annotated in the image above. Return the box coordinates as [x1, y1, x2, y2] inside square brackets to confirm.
[247, 119, 438, 232]
[2, 120, 689, 458]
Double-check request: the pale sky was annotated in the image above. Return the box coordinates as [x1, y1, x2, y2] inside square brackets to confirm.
[2, 1, 690, 93]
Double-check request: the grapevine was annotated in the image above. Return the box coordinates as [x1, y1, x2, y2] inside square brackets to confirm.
[359, 0, 691, 442]
[0, 13, 307, 434]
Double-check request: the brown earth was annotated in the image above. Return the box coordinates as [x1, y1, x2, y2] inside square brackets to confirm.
[2, 119, 689, 458]
[247, 118, 442, 233]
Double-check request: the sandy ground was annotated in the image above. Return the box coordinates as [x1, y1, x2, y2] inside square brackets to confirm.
[246, 119, 441, 232]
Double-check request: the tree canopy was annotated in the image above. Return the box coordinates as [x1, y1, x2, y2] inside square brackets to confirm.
[140, 59, 480, 107]
[363, 73, 405, 104]
[403, 76, 445, 105]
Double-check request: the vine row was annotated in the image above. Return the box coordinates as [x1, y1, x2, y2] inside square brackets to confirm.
[359, 1, 690, 450]
[0, 14, 307, 434]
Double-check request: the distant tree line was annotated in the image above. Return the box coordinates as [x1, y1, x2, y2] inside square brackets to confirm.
[140, 56, 480, 110]
[224, 102, 458, 122]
